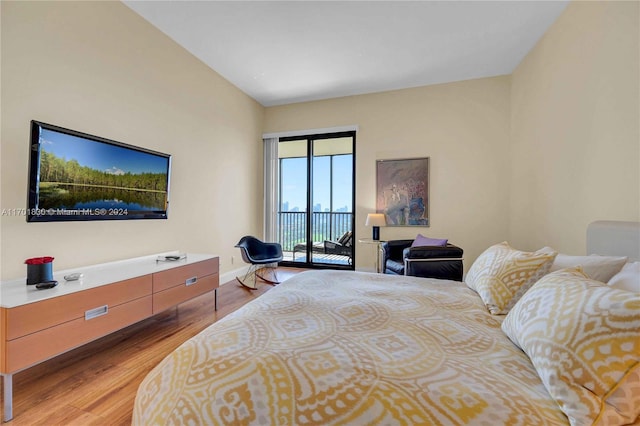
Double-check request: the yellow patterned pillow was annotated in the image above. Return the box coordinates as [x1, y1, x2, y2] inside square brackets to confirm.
[465, 242, 557, 314]
[502, 268, 640, 426]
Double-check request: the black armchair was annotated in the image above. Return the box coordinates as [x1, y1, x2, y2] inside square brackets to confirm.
[382, 239, 414, 275]
[382, 240, 464, 281]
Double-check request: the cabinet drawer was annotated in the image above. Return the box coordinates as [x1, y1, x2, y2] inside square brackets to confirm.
[5, 295, 152, 373]
[153, 273, 218, 314]
[153, 258, 219, 293]
[6, 275, 152, 340]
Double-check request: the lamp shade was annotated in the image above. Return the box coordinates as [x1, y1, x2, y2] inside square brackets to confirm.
[365, 213, 386, 227]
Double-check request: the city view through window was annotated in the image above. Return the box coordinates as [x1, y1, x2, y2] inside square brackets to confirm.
[280, 154, 352, 213]
[279, 154, 353, 253]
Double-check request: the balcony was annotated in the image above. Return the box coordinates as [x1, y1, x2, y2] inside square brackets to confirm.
[278, 211, 353, 265]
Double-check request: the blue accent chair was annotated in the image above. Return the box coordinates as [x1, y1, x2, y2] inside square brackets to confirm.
[235, 236, 283, 289]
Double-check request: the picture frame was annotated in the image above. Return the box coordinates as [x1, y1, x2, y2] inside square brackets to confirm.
[376, 157, 429, 226]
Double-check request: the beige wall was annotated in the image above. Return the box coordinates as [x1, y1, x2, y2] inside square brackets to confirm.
[2, 1, 635, 280]
[265, 77, 512, 272]
[510, 1, 640, 254]
[266, 0, 639, 269]
[0, 1, 264, 279]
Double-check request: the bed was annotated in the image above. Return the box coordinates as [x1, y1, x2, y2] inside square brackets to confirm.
[133, 222, 640, 425]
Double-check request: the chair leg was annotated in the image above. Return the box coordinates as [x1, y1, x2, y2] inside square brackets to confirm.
[256, 264, 280, 285]
[236, 264, 259, 290]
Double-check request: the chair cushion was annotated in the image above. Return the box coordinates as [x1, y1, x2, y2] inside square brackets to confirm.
[294, 241, 324, 253]
[337, 231, 352, 245]
[341, 232, 353, 247]
[404, 245, 463, 259]
[385, 259, 405, 275]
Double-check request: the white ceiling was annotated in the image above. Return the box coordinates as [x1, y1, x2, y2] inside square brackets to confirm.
[124, 1, 569, 107]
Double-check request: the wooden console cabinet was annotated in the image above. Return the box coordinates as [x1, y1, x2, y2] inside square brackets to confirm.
[0, 253, 219, 422]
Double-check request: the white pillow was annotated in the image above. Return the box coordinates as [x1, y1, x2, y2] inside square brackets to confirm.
[608, 262, 640, 292]
[547, 252, 627, 282]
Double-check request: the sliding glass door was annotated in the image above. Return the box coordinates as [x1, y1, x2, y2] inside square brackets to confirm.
[277, 131, 355, 269]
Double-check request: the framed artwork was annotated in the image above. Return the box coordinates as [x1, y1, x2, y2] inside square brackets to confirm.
[376, 157, 429, 226]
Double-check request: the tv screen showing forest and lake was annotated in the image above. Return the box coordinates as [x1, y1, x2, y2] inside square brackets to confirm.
[27, 121, 171, 222]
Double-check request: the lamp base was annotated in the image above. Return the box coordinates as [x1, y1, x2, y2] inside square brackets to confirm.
[372, 226, 380, 241]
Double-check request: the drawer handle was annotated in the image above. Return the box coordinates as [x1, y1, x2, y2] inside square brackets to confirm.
[185, 276, 198, 286]
[85, 305, 109, 320]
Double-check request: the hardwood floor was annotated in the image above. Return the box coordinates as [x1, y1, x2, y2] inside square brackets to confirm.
[2, 268, 303, 425]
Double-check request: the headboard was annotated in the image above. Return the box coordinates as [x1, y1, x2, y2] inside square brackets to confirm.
[587, 221, 640, 261]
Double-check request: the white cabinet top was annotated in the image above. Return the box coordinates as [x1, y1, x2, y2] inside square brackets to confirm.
[0, 252, 218, 308]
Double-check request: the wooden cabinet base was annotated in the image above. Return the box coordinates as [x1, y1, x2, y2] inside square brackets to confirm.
[0, 253, 219, 422]
[153, 274, 219, 314]
[6, 296, 153, 373]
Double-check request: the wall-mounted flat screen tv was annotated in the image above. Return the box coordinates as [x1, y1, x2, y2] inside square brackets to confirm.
[27, 120, 171, 222]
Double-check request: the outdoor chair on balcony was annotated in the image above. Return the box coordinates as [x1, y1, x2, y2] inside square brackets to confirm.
[235, 236, 283, 290]
[292, 231, 353, 262]
[324, 231, 353, 263]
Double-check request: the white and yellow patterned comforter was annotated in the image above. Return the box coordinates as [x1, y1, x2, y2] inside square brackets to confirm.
[133, 270, 568, 425]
